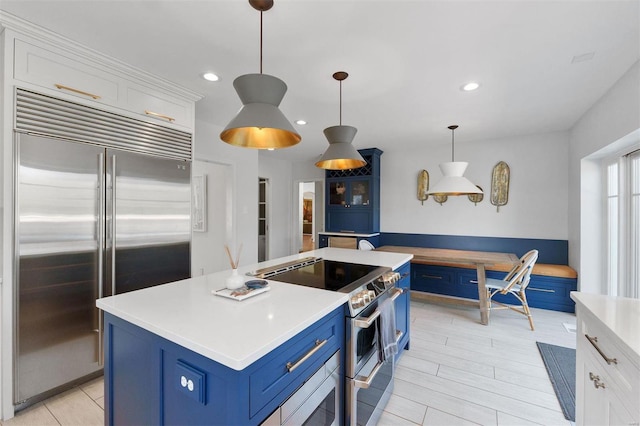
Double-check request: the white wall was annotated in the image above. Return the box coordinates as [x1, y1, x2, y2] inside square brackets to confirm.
[380, 131, 570, 239]
[192, 119, 259, 271]
[258, 154, 294, 259]
[569, 60, 640, 292]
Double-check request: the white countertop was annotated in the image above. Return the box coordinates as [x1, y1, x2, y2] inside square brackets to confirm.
[97, 248, 412, 371]
[570, 291, 640, 360]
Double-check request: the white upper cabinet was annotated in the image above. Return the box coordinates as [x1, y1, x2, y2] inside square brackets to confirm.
[6, 21, 201, 132]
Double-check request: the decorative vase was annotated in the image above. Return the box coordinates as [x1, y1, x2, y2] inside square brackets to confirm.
[226, 269, 244, 290]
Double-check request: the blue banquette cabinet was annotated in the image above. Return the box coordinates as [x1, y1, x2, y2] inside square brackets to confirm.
[411, 263, 577, 312]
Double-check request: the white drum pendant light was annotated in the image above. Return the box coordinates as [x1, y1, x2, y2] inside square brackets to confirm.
[315, 72, 366, 170]
[220, 0, 301, 149]
[428, 125, 483, 196]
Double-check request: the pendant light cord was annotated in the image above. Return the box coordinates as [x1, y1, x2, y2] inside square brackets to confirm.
[259, 11, 263, 74]
[339, 80, 342, 125]
[451, 127, 455, 162]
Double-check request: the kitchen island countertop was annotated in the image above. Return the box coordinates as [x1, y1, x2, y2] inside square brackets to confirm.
[97, 248, 412, 370]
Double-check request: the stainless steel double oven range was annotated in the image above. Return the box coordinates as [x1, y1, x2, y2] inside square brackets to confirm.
[258, 257, 404, 426]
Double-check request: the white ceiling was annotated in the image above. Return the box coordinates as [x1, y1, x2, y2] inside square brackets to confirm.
[1, 1, 639, 163]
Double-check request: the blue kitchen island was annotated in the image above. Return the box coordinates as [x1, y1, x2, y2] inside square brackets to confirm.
[97, 248, 412, 425]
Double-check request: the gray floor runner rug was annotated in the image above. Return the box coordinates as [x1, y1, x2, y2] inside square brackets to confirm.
[536, 342, 576, 422]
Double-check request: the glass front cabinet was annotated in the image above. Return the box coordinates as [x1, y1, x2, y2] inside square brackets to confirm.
[325, 148, 382, 234]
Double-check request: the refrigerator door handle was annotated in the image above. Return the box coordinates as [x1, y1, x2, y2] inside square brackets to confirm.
[97, 152, 105, 365]
[111, 154, 117, 297]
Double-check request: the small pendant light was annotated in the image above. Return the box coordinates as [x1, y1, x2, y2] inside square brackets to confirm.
[427, 125, 483, 196]
[220, 0, 301, 149]
[315, 72, 366, 170]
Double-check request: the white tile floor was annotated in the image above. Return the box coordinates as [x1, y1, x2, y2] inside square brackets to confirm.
[2, 298, 576, 426]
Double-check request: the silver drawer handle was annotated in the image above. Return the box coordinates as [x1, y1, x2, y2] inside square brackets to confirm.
[353, 360, 383, 389]
[528, 287, 555, 293]
[421, 275, 442, 279]
[585, 334, 618, 365]
[286, 339, 327, 372]
[469, 280, 478, 284]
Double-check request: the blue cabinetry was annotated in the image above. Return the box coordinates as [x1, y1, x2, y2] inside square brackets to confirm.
[394, 262, 411, 360]
[325, 148, 382, 234]
[104, 305, 345, 425]
[411, 264, 577, 313]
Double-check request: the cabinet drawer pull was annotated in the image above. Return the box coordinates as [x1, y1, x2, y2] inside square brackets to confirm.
[144, 110, 176, 122]
[286, 339, 327, 372]
[469, 280, 478, 284]
[585, 334, 618, 365]
[421, 275, 442, 279]
[400, 273, 410, 279]
[54, 84, 101, 99]
[589, 372, 600, 382]
[528, 287, 555, 293]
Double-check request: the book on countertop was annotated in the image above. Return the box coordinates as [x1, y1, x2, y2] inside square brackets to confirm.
[213, 285, 270, 301]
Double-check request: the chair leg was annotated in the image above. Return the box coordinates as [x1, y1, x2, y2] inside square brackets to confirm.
[520, 291, 535, 331]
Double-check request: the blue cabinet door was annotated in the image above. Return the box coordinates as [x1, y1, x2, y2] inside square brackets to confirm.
[394, 262, 411, 359]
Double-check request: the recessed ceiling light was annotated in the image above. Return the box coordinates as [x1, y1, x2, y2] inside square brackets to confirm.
[267, 148, 275, 151]
[203, 72, 219, 82]
[461, 82, 480, 91]
[295, 120, 307, 125]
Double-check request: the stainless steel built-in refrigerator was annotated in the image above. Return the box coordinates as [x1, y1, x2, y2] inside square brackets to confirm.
[15, 124, 191, 406]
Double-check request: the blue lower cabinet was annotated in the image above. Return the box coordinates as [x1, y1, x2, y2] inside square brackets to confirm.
[104, 305, 345, 425]
[411, 264, 455, 295]
[410, 264, 577, 313]
[394, 262, 411, 360]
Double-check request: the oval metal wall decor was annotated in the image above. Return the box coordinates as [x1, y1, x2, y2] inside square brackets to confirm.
[417, 169, 429, 205]
[433, 194, 448, 205]
[468, 185, 484, 205]
[491, 161, 510, 212]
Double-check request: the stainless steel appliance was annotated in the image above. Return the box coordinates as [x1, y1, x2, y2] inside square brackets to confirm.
[257, 258, 403, 426]
[263, 350, 341, 426]
[14, 89, 192, 409]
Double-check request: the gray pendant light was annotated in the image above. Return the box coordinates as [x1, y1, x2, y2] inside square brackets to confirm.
[315, 72, 366, 170]
[220, 0, 301, 149]
[427, 125, 483, 196]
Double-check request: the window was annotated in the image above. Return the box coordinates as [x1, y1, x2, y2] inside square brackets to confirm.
[605, 149, 640, 298]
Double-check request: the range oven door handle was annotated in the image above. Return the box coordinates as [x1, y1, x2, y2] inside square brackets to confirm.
[353, 360, 383, 389]
[353, 288, 405, 329]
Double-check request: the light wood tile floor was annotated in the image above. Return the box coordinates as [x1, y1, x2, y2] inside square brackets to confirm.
[380, 298, 577, 426]
[2, 299, 576, 426]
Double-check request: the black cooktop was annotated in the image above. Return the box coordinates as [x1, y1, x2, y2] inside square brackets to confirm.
[267, 260, 381, 292]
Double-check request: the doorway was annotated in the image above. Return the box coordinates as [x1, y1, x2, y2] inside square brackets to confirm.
[259, 177, 268, 262]
[297, 181, 324, 253]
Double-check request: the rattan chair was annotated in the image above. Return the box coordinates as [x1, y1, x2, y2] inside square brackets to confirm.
[486, 249, 539, 330]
